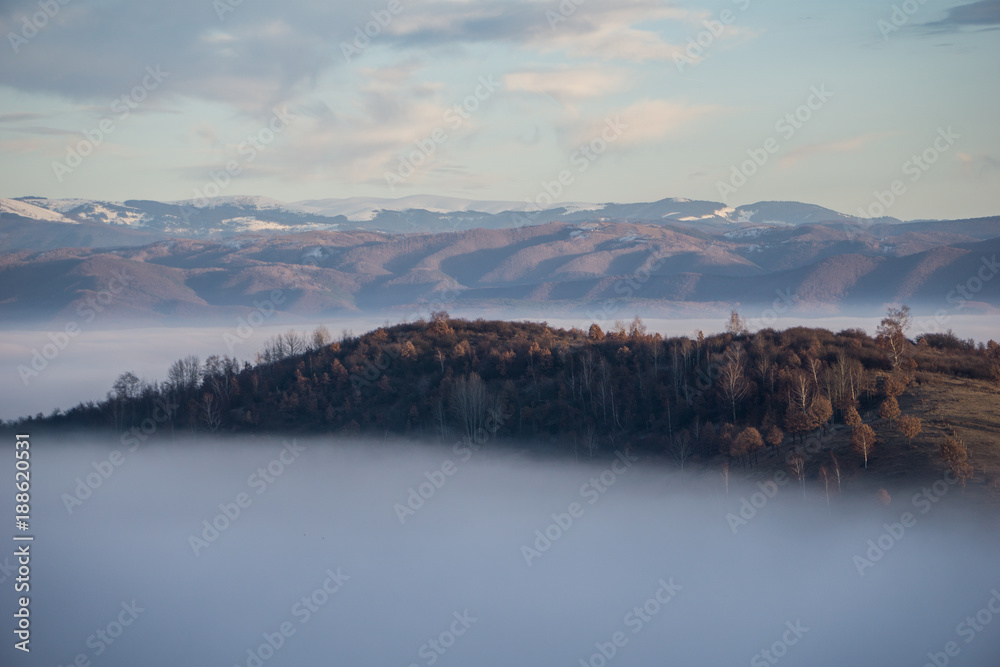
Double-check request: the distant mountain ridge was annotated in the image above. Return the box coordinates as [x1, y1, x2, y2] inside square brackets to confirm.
[2, 194, 898, 239]
[1, 207, 997, 325]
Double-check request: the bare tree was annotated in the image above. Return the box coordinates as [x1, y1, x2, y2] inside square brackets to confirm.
[829, 452, 842, 495]
[876, 305, 911, 370]
[671, 430, 693, 471]
[311, 325, 332, 349]
[718, 344, 750, 422]
[852, 423, 877, 470]
[450, 373, 490, 442]
[788, 452, 806, 499]
[726, 310, 748, 336]
[819, 465, 831, 515]
[201, 393, 223, 432]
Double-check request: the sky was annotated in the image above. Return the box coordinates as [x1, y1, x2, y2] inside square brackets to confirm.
[0, 0, 998, 220]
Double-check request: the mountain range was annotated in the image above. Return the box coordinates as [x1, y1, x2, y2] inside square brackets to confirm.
[1, 194, 997, 325]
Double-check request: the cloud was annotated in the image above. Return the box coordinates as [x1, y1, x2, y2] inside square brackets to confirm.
[503, 67, 629, 103]
[383, 0, 699, 62]
[778, 132, 890, 168]
[0, 1, 358, 113]
[0, 112, 49, 123]
[923, 0, 1000, 32]
[573, 99, 717, 147]
[3, 125, 78, 136]
[956, 151, 1000, 178]
[0, 0, 704, 132]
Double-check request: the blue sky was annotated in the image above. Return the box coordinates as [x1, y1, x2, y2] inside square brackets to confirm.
[0, 0, 997, 219]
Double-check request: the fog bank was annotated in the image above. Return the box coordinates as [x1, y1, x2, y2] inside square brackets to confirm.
[1, 435, 998, 666]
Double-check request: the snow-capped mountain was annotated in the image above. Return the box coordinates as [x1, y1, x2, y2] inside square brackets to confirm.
[2, 194, 899, 239]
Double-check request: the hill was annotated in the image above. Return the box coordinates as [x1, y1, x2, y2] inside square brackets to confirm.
[2, 217, 998, 325]
[10, 314, 1000, 505]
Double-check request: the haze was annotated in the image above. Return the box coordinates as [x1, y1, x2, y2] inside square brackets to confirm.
[0, 435, 997, 666]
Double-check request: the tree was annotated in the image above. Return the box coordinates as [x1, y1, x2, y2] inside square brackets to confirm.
[588, 323, 605, 341]
[883, 373, 908, 398]
[311, 325, 332, 349]
[736, 427, 764, 467]
[726, 310, 748, 336]
[939, 435, 973, 487]
[201, 392, 223, 432]
[852, 424, 877, 470]
[167, 355, 201, 393]
[844, 405, 862, 429]
[788, 452, 806, 499]
[896, 414, 921, 446]
[809, 395, 833, 434]
[450, 373, 490, 442]
[819, 466, 832, 515]
[829, 451, 842, 494]
[876, 305, 911, 370]
[670, 430, 693, 471]
[879, 395, 901, 426]
[719, 345, 750, 422]
[765, 425, 784, 457]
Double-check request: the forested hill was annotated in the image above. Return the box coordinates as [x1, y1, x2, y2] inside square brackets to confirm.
[9, 314, 1000, 490]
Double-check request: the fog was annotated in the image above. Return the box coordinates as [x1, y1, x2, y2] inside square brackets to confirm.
[1, 435, 998, 666]
[2, 314, 997, 421]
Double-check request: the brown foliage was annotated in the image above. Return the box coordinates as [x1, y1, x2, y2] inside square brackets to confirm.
[879, 395, 901, 424]
[939, 435, 973, 486]
[896, 414, 921, 445]
[844, 405, 862, 429]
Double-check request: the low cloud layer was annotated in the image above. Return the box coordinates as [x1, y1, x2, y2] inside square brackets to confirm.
[1, 435, 998, 665]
